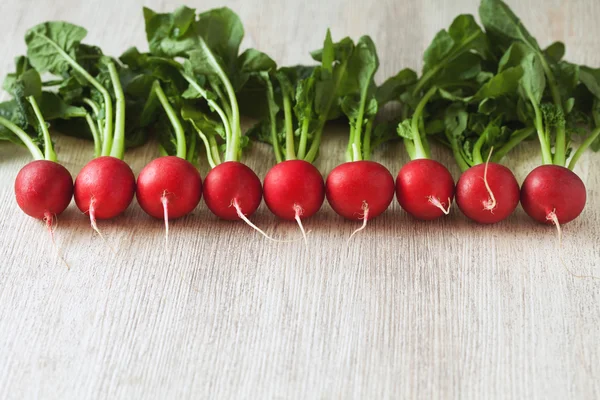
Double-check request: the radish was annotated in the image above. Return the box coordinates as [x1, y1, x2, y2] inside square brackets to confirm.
[326, 161, 395, 226]
[134, 81, 203, 244]
[250, 68, 327, 242]
[521, 165, 586, 226]
[395, 87, 455, 220]
[1, 96, 73, 232]
[72, 61, 136, 234]
[263, 160, 324, 221]
[456, 162, 520, 224]
[203, 161, 262, 220]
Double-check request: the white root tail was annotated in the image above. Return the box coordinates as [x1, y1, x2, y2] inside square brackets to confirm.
[88, 197, 116, 255]
[482, 147, 497, 212]
[44, 211, 70, 269]
[232, 199, 297, 243]
[348, 201, 369, 243]
[161, 192, 170, 257]
[547, 209, 600, 280]
[546, 209, 562, 248]
[294, 204, 309, 251]
[428, 196, 451, 215]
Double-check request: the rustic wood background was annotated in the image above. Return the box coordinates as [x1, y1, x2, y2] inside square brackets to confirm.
[1, 0, 599, 398]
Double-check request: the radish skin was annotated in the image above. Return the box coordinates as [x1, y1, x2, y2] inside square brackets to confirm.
[456, 162, 520, 224]
[74, 156, 136, 220]
[203, 161, 262, 220]
[263, 160, 325, 221]
[15, 160, 73, 220]
[396, 159, 455, 220]
[136, 156, 202, 220]
[326, 161, 395, 221]
[521, 165, 586, 225]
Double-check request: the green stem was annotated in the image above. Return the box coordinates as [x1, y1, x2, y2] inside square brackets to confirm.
[198, 40, 241, 162]
[282, 92, 296, 160]
[492, 127, 535, 163]
[85, 113, 102, 158]
[264, 76, 283, 163]
[345, 125, 356, 162]
[568, 127, 600, 170]
[208, 135, 222, 165]
[472, 132, 486, 165]
[27, 96, 56, 162]
[297, 117, 310, 160]
[409, 86, 436, 160]
[186, 130, 197, 163]
[83, 98, 103, 141]
[304, 119, 324, 163]
[538, 54, 566, 166]
[0, 116, 44, 160]
[107, 62, 126, 159]
[445, 129, 470, 172]
[403, 138, 417, 160]
[194, 127, 217, 169]
[181, 72, 231, 155]
[363, 120, 373, 160]
[154, 81, 186, 159]
[34, 34, 114, 158]
[529, 94, 553, 165]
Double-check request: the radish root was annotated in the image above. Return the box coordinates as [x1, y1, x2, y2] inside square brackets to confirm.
[546, 209, 562, 247]
[293, 204, 309, 251]
[232, 199, 296, 243]
[547, 209, 600, 280]
[44, 211, 70, 269]
[348, 201, 369, 243]
[482, 147, 497, 212]
[88, 197, 116, 255]
[161, 191, 170, 256]
[428, 196, 451, 215]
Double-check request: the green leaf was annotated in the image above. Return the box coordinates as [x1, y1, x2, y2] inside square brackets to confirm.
[376, 68, 418, 104]
[544, 41, 565, 63]
[519, 53, 546, 105]
[25, 22, 88, 75]
[472, 65, 523, 101]
[479, 0, 541, 52]
[195, 7, 244, 72]
[397, 119, 413, 139]
[144, 6, 198, 57]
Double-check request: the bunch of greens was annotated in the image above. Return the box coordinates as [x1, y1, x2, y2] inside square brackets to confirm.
[249, 30, 406, 164]
[16, 22, 137, 160]
[387, 0, 600, 171]
[119, 6, 276, 167]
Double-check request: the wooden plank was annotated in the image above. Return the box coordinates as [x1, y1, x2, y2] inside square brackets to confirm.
[0, 0, 599, 398]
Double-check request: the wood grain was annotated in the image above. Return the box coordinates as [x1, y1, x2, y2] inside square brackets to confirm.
[1, 0, 599, 399]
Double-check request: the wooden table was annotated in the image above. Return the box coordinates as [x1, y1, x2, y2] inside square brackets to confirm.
[1, 0, 599, 398]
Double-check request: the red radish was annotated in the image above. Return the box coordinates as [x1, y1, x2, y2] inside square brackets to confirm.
[203, 161, 262, 221]
[455, 162, 520, 224]
[521, 165, 586, 225]
[136, 156, 202, 220]
[263, 160, 325, 221]
[326, 161, 395, 225]
[15, 160, 73, 222]
[74, 156, 136, 231]
[396, 159, 455, 220]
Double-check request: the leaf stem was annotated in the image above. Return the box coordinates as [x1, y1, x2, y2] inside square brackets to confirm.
[472, 132, 486, 165]
[181, 72, 231, 155]
[538, 54, 566, 166]
[0, 116, 44, 160]
[282, 91, 296, 160]
[154, 81, 186, 159]
[568, 127, 600, 170]
[85, 113, 102, 158]
[264, 75, 283, 163]
[297, 116, 310, 160]
[27, 96, 56, 162]
[529, 92, 553, 165]
[410, 86, 436, 159]
[198, 39, 241, 162]
[492, 127, 535, 163]
[363, 120, 373, 160]
[107, 62, 126, 159]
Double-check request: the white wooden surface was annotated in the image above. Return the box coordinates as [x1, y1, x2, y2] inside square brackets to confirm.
[1, 0, 599, 399]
